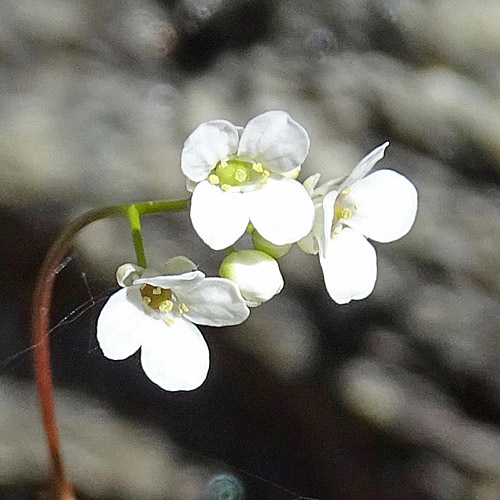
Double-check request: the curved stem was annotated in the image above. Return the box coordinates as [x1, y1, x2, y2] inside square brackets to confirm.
[32, 198, 189, 499]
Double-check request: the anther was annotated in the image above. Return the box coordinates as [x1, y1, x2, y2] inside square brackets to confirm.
[252, 162, 263, 173]
[221, 184, 232, 191]
[152, 287, 162, 295]
[341, 208, 352, 220]
[209, 174, 220, 185]
[180, 303, 189, 312]
[341, 188, 351, 196]
[165, 317, 174, 325]
[139, 284, 146, 291]
[260, 170, 270, 184]
[332, 225, 342, 237]
[219, 160, 228, 169]
[142, 296, 152, 305]
[159, 300, 173, 313]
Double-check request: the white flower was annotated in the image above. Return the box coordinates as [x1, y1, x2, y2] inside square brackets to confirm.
[300, 142, 418, 304]
[96, 256, 250, 391]
[181, 111, 315, 250]
[219, 249, 284, 307]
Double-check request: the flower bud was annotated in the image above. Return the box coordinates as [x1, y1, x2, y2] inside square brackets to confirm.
[219, 250, 284, 307]
[252, 230, 292, 259]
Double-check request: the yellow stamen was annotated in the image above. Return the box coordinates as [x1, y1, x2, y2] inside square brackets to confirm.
[252, 162, 263, 173]
[143, 296, 152, 305]
[209, 174, 220, 185]
[152, 287, 162, 295]
[260, 169, 270, 184]
[332, 226, 342, 236]
[165, 317, 174, 325]
[219, 160, 228, 169]
[341, 188, 351, 195]
[159, 300, 173, 313]
[221, 183, 232, 191]
[341, 208, 352, 220]
[140, 284, 146, 291]
[180, 303, 189, 312]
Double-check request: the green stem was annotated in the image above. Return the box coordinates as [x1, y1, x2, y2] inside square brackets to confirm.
[125, 204, 147, 268]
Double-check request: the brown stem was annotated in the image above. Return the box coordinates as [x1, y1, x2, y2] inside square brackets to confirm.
[31, 199, 189, 499]
[33, 206, 122, 499]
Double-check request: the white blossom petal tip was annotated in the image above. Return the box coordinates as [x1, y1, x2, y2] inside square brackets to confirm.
[96, 287, 145, 360]
[181, 120, 240, 183]
[346, 169, 418, 243]
[238, 111, 310, 174]
[97, 259, 249, 391]
[340, 142, 390, 191]
[140, 317, 210, 391]
[320, 228, 377, 304]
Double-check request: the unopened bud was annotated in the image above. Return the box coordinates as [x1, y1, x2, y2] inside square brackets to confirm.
[219, 250, 284, 307]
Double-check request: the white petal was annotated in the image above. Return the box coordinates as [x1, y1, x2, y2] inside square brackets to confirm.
[177, 277, 250, 326]
[346, 169, 418, 243]
[237, 111, 310, 174]
[96, 287, 145, 360]
[140, 316, 209, 391]
[181, 120, 240, 182]
[190, 181, 250, 250]
[247, 177, 315, 245]
[320, 190, 338, 256]
[116, 263, 144, 287]
[135, 270, 205, 289]
[320, 228, 377, 304]
[163, 256, 198, 275]
[339, 142, 389, 191]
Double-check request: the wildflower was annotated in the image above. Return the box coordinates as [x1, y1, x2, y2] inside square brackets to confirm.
[96, 256, 249, 391]
[300, 142, 418, 304]
[219, 249, 284, 307]
[181, 111, 315, 250]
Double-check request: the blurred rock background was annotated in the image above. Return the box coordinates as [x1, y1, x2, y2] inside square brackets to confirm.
[1, 0, 500, 498]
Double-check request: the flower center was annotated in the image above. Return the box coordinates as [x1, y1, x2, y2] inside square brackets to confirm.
[334, 205, 352, 221]
[208, 158, 270, 191]
[139, 283, 190, 323]
[331, 188, 357, 237]
[140, 284, 174, 312]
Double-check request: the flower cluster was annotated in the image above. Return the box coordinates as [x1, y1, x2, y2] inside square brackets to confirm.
[97, 111, 418, 391]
